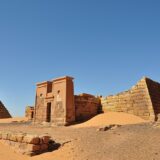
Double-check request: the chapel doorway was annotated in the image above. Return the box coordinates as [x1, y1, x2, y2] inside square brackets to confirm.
[46, 102, 51, 122]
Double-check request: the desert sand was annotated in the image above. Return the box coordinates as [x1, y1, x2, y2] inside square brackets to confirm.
[0, 112, 159, 160]
[0, 117, 28, 123]
[73, 112, 147, 128]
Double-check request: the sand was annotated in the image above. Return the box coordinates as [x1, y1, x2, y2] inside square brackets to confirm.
[0, 117, 28, 123]
[0, 141, 73, 160]
[0, 112, 152, 160]
[73, 112, 147, 128]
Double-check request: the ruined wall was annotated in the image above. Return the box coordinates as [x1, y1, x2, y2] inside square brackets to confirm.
[75, 93, 101, 121]
[101, 78, 155, 120]
[34, 75, 160, 123]
[25, 106, 34, 120]
[0, 101, 11, 118]
[0, 131, 52, 156]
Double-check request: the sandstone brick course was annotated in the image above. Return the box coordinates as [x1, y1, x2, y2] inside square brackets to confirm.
[101, 77, 160, 121]
[75, 93, 101, 121]
[0, 131, 52, 156]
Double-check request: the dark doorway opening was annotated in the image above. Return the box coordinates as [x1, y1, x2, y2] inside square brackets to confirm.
[31, 111, 34, 119]
[46, 102, 51, 122]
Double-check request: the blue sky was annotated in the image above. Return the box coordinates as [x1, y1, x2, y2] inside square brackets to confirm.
[0, 0, 160, 116]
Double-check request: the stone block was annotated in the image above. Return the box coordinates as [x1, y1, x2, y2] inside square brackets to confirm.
[22, 135, 40, 145]
[2, 132, 9, 140]
[40, 144, 48, 151]
[39, 135, 50, 144]
[16, 133, 26, 142]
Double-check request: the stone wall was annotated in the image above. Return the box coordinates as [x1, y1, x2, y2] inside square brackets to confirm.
[34, 76, 75, 126]
[101, 77, 156, 120]
[34, 82, 48, 122]
[25, 106, 34, 120]
[34, 76, 160, 123]
[75, 93, 101, 121]
[0, 101, 11, 118]
[0, 131, 53, 156]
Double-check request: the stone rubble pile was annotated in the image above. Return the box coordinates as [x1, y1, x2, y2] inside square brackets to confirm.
[97, 124, 121, 131]
[0, 131, 54, 156]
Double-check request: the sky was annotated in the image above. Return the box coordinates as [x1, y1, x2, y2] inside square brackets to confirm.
[0, 0, 160, 116]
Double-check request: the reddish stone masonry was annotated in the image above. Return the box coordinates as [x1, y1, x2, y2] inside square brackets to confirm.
[0, 131, 54, 156]
[28, 76, 160, 125]
[33, 76, 101, 126]
[75, 93, 101, 121]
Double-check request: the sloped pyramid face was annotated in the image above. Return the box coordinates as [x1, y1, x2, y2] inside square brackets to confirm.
[129, 77, 155, 120]
[101, 77, 160, 121]
[0, 101, 11, 118]
[146, 78, 160, 121]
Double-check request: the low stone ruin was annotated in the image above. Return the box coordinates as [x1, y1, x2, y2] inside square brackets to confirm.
[25, 106, 34, 120]
[97, 124, 121, 132]
[0, 131, 56, 156]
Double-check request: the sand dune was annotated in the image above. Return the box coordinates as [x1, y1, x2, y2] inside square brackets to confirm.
[73, 112, 147, 128]
[0, 112, 147, 126]
[0, 112, 148, 160]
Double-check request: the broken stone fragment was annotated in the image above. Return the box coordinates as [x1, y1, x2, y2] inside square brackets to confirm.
[40, 144, 48, 151]
[28, 144, 41, 152]
[39, 134, 50, 144]
[97, 124, 121, 131]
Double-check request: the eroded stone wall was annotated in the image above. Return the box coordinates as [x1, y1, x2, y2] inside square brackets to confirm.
[75, 93, 101, 121]
[0, 131, 52, 156]
[101, 78, 155, 120]
[25, 106, 34, 120]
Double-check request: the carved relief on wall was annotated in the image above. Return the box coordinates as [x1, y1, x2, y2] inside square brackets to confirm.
[54, 91, 64, 118]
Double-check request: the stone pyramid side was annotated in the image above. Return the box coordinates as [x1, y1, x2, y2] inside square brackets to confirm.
[145, 77, 160, 121]
[130, 77, 155, 121]
[101, 77, 155, 120]
[0, 101, 12, 118]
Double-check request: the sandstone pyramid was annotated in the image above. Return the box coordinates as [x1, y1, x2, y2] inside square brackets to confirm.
[0, 101, 11, 118]
[102, 77, 160, 121]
